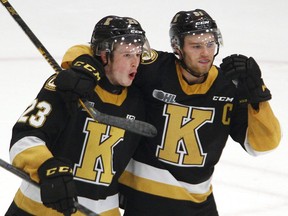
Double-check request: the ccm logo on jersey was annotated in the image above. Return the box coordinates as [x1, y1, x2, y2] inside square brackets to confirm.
[213, 96, 234, 102]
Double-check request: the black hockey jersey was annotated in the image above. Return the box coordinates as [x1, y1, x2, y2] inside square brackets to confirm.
[118, 50, 281, 215]
[9, 71, 145, 215]
[37, 45, 280, 216]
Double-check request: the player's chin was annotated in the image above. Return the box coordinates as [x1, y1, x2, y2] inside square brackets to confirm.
[121, 79, 134, 87]
[198, 64, 211, 74]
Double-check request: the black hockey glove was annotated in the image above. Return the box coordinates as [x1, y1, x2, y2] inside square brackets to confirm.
[220, 54, 271, 108]
[38, 157, 77, 215]
[54, 54, 105, 113]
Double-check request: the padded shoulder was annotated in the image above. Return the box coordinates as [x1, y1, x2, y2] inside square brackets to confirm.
[61, 44, 93, 69]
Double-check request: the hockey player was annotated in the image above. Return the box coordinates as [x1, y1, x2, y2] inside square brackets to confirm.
[54, 9, 281, 216]
[5, 15, 151, 216]
[118, 9, 281, 216]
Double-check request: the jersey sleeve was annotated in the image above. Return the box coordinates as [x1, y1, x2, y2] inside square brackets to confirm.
[9, 74, 70, 182]
[230, 100, 281, 156]
[245, 102, 281, 155]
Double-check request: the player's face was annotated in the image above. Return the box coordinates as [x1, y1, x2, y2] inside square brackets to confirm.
[181, 33, 216, 76]
[105, 44, 141, 87]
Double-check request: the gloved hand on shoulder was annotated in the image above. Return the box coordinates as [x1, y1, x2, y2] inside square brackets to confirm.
[38, 157, 77, 215]
[220, 54, 271, 109]
[54, 54, 105, 112]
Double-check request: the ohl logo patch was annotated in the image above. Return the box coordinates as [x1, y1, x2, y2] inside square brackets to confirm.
[153, 89, 176, 104]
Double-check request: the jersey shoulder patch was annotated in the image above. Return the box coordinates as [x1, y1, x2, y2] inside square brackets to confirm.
[44, 74, 57, 91]
[141, 49, 158, 65]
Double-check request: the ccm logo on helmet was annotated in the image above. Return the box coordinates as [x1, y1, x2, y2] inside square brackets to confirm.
[195, 20, 210, 27]
[130, 29, 143, 34]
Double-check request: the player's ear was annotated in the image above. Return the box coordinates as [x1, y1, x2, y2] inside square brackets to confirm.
[100, 52, 107, 64]
[175, 48, 182, 57]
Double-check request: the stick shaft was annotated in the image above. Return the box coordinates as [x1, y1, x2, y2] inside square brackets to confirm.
[1, 0, 62, 73]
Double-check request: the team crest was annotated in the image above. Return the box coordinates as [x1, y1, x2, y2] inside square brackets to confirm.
[141, 49, 158, 65]
[44, 74, 57, 91]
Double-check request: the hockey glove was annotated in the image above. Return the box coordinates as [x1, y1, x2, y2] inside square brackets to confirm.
[220, 54, 271, 108]
[38, 157, 77, 215]
[54, 54, 104, 113]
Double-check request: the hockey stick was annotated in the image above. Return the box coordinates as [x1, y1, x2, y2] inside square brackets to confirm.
[0, 158, 99, 216]
[0, 0, 157, 138]
[80, 100, 157, 137]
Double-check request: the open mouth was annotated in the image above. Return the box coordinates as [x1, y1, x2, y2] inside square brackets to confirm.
[129, 72, 136, 79]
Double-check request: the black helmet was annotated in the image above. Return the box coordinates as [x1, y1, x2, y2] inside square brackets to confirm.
[91, 15, 151, 59]
[169, 9, 223, 53]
